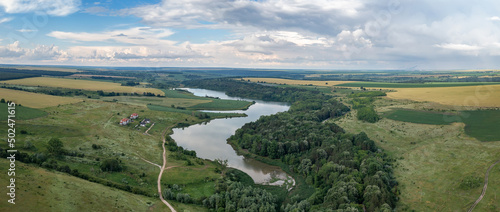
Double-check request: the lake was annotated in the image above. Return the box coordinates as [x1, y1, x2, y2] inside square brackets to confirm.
[170, 88, 292, 185]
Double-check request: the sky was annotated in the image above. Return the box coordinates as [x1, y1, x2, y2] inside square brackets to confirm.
[0, 0, 499, 70]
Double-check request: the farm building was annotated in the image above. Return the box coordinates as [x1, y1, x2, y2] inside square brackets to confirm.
[120, 118, 130, 126]
[140, 119, 151, 127]
[130, 113, 139, 119]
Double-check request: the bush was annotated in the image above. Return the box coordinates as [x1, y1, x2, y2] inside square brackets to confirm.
[459, 176, 482, 190]
[100, 158, 122, 172]
[357, 107, 380, 123]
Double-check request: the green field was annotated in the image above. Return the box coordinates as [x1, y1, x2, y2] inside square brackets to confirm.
[384, 109, 500, 141]
[337, 81, 500, 88]
[384, 109, 460, 125]
[0, 103, 47, 121]
[462, 110, 500, 142]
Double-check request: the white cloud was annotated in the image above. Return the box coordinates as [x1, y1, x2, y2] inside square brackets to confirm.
[48, 27, 176, 46]
[0, 17, 13, 24]
[0, 0, 81, 16]
[434, 43, 483, 51]
[490, 16, 500, 21]
[17, 29, 38, 33]
[4, 0, 500, 69]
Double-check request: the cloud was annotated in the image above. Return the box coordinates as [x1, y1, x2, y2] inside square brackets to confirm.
[0, 0, 81, 16]
[490, 16, 500, 21]
[47, 27, 176, 46]
[434, 43, 483, 51]
[122, 0, 368, 35]
[0, 17, 13, 24]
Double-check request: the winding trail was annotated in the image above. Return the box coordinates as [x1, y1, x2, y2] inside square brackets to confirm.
[157, 127, 177, 212]
[138, 156, 161, 169]
[467, 159, 500, 212]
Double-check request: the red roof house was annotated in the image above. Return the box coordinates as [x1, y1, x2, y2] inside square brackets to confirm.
[130, 113, 139, 119]
[120, 118, 130, 125]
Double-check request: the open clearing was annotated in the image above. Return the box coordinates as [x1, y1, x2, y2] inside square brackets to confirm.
[334, 98, 500, 211]
[1, 77, 165, 95]
[242, 77, 356, 86]
[0, 88, 82, 108]
[386, 85, 500, 107]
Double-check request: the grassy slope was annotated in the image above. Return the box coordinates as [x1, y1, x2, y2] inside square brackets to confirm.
[0, 103, 47, 121]
[0, 160, 169, 211]
[334, 98, 500, 211]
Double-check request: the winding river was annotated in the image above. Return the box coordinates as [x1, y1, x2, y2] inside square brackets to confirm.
[171, 88, 291, 184]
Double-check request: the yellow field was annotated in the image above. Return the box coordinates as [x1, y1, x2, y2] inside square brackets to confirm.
[0, 88, 82, 108]
[387, 85, 500, 107]
[242, 78, 355, 86]
[1, 77, 165, 95]
[70, 74, 136, 79]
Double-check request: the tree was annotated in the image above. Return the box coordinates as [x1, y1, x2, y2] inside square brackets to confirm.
[100, 158, 122, 172]
[0, 98, 5, 103]
[47, 138, 64, 157]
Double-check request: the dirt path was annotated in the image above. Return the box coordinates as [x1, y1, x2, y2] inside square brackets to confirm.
[467, 159, 500, 212]
[144, 122, 155, 135]
[157, 127, 177, 212]
[138, 156, 161, 169]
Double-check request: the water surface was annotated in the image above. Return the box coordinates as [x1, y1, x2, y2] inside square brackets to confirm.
[171, 88, 290, 184]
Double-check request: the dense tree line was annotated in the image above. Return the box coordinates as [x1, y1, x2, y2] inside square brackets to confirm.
[184, 78, 332, 103]
[187, 79, 397, 211]
[203, 180, 278, 212]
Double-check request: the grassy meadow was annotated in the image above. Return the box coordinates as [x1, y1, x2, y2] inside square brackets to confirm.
[334, 97, 500, 211]
[0, 160, 168, 211]
[0, 99, 225, 208]
[0, 88, 82, 108]
[1, 77, 164, 95]
[0, 103, 47, 121]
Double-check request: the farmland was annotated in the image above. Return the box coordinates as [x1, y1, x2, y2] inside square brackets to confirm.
[384, 109, 500, 141]
[386, 85, 500, 107]
[0, 88, 82, 108]
[384, 109, 460, 125]
[1, 77, 165, 96]
[336, 81, 500, 88]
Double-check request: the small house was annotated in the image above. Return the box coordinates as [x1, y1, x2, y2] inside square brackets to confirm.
[130, 113, 138, 119]
[120, 118, 130, 126]
[140, 118, 151, 127]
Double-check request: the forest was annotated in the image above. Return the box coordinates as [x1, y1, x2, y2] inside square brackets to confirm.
[186, 78, 398, 211]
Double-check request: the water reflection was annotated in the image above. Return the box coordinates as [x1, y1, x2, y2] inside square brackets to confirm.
[171, 88, 290, 183]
